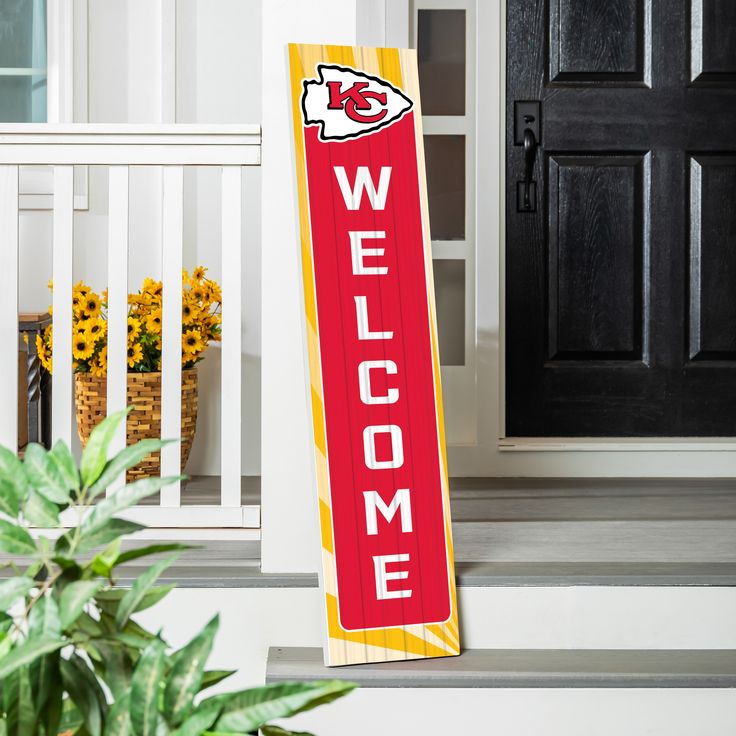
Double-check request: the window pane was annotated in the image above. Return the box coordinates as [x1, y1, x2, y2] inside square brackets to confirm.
[417, 9, 465, 116]
[434, 259, 465, 366]
[424, 134, 465, 240]
[0, 0, 47, 122]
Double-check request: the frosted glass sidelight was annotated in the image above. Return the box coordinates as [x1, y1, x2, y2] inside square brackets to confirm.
[433, 259, 465, 366]
[424, 134, 465, 240]
[417, 9, 465, 116]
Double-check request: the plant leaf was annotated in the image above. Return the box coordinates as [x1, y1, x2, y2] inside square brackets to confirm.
[104, 689, 132, 736]
[211, 681, 358, 733]
[91, 538, 122, 577]
[200, 669, 236, 691]
[59, 580, 103, 629]
[170, 698, 222, 736]
[28, 595, 61, 711]
[0, 638, 64, 680]
[163, 615, 219, 725]
[23, 443, 70, 504]
[88, 439, 175, 499]
[116, 543, 194, 566]
[0, 519, 36, 556]
[0, 478, 19, 518]
[115, 554, 180, 629]
[0, 576, 34, 610]
[80, 409, 129, 489]
[97, 644, 133, 699]
[49, 440, 81, 493]
[0, 446, 28, 502]
[78, 475, 182, 544]
[261, 726, 317, 736]
[13, 665, 35, 735]
[61, 654, 107, 736]
[58, 518, 146, 555]
[39, 667, 64, 736]
[130, 639, 166, 736]
[23, 488, 61, 527]
[57, 696, 85, 733]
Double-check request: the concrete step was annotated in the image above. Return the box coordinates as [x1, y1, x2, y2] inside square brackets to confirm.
[262, 647, 736, 735]
[266, 646, 736, 688]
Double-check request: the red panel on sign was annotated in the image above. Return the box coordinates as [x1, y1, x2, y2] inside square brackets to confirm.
[304, 112, 451, 631]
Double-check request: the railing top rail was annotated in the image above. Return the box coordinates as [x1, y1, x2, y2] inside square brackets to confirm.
[0, 123, 261, 166]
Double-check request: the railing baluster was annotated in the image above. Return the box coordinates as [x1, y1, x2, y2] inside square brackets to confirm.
[52, 166, 74, 447]
[107, 166, 129, 494]
[160, 165, 183, 505]
[0, 166, 19, 451]
[221, 166, 242, 507]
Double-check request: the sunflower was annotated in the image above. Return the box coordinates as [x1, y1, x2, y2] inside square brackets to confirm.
[190, 285, 207, 303]
[127, 343, 143, 368]
[127, 316, 142, 342]
[85, 317, 106, 341]
[191, 265, 207, 282]
[90, 346, 107, 377]
[145, 309, 163, 334]
[182, 302, 200, 326]
[73, 280, 90, 296]
[182, 329, 204, 355]
[81, 292, 102, 318]
[142, 278, 163, 300]
[72, 333, 95, 361]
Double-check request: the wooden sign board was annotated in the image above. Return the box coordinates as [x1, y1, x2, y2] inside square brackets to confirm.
[288, 44, 459, 667]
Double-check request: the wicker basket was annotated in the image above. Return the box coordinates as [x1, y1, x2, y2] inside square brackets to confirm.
[75, 369, 198, 481]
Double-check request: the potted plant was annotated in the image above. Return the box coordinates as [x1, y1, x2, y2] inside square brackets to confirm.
[37, 267, 221, 479]
[0, 410, 355, 734]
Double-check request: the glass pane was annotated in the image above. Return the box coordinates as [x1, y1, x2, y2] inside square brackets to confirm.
[0, 0, 47, 122]
[424, 135, 465, 240]
[417, 9, 465, 116]
[434, 259, 465, 366]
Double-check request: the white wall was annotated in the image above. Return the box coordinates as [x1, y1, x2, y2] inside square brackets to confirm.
[18, 0, 262, 474]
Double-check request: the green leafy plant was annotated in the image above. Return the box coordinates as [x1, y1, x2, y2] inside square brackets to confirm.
[0, 410, 355, 735]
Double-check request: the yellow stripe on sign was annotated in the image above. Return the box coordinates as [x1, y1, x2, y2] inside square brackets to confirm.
[326, 596, 455, 658]
[326, 45, 356, 67]
[319, 499, 334, 554]
[376, 47, 403, 89]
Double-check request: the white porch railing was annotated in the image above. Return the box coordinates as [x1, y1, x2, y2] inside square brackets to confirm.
[0, 124, 260, 530]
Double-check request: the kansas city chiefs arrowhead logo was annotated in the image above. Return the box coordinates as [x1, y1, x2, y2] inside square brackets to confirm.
[301, 63, 413, 142]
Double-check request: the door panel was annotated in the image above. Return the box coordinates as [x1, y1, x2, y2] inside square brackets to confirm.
[692, 0, 736, 82]
[548, 155, 646, 360]
[689, 157, 736, 360]
[549, 0, 648, 83]
[506, 0, 736, 436]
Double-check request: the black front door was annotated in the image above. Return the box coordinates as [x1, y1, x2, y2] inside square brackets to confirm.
[505, 0, 736, 436]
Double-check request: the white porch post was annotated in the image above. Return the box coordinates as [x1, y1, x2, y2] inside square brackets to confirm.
[261, 0, 390, 572]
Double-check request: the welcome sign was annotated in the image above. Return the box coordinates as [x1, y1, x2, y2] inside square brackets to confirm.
[288, 44, 459, 667]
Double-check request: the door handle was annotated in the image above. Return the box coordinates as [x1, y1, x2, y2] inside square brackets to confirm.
[514, 101, 541, 213]
[522, 127, 537, 211]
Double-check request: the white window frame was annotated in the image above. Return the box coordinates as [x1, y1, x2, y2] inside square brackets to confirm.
[19, 0, 88, 210]
[411, 0, 477, 447]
